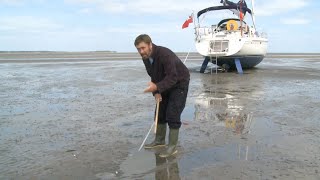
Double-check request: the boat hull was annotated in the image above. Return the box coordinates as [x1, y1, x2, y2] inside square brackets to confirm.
[208, 55, 265, 69]
[202, 38, 268, 69]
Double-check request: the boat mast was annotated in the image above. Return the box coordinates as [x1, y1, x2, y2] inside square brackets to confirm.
[240, 0, 243, 36]
[193, 11, 199, 38]
[251, 0, 256, 29]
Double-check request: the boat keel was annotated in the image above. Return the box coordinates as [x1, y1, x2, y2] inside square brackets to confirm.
[235, 58, 243, 74]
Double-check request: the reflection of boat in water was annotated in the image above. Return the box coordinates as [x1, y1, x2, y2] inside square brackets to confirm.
[192, 75, 260, 161]
[194, 91, 254, 135]
[193, 0, 268, 72]
[192, 73, 264, 134]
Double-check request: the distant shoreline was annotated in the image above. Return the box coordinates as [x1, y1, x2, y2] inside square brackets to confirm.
[0, 51, 117, 53]
[0, 51, 320, 63]
[0, 51, 319, 55]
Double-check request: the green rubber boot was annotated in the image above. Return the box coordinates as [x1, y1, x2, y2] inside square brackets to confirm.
[144, 123, 166, 149]
[159, 128, 179, 158]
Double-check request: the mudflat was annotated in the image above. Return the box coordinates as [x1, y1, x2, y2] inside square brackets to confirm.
[1, 52, 320, 179]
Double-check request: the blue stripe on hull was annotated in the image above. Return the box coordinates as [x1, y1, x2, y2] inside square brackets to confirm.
[208, 55, 265, 69]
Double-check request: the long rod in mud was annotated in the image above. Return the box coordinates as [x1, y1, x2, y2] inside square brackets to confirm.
[138, 122, 155, 151]
[139, 101, 160, 151]
[154, 100, 160, 134]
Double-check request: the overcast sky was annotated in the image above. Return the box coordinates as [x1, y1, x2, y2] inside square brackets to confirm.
[0, 0, 319, 52]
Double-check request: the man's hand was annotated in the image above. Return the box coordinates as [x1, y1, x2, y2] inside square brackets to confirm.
[143, 81, 158, 93]
[154, 93, 162, 102]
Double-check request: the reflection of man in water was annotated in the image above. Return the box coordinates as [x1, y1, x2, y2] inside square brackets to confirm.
[154, 153, 180, 180]
[134, 34, 190, 158]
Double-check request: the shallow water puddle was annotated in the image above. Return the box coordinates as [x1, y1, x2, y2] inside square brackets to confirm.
[115, 77, 286, 178]
[117, 150, 155, 179]
[116, 117, 280, 179]
[116, 143, 261, 179]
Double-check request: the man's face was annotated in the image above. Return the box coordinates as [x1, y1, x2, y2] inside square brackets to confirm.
[136, 42, 152, 60]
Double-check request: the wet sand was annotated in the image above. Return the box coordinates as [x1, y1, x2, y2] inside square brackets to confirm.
[1, 52, 320, 179]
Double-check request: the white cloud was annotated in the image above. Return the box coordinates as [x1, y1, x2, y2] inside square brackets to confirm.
[65, 0, 220, 15]
[0, 0, 24, 5]
[0, 0, 317, 52]
[281, 18, 311, 25]
[78, 8, 93, 14]
[254, 0, 309, 16]
[104, 23, 182, 33]
[65, 0, 311, 17]
[0, 0, 45, 5]
[0, 16, 63, 33]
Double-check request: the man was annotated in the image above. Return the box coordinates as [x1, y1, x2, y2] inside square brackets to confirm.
[134, 34, 190, 158]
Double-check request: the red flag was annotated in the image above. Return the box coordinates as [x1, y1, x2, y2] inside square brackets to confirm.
[182, 16, 193, 29]
[239, 12, 244, 20]
[239, 0, 244, 21]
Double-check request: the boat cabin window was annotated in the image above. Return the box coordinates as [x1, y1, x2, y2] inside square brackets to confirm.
[218, 24, 227, 31]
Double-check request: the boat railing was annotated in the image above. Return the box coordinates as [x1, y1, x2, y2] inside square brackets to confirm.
[259, 32, 268, 38]
[195, 26, 216, 37]
[195, 26, 250, 39]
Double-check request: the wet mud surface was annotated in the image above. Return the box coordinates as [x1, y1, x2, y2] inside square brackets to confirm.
[1, 54, 320, 179]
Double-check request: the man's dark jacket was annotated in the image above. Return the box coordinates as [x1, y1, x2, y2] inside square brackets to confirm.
[142, 43, 190, 94]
